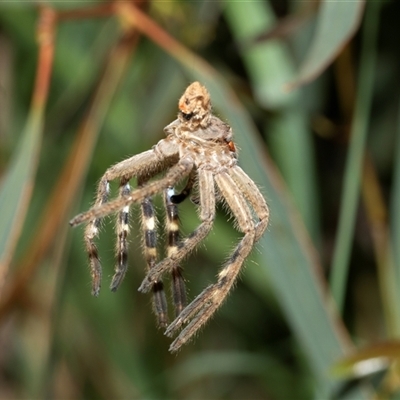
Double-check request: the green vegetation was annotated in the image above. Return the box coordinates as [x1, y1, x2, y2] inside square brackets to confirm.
[0, 1, 399, 398]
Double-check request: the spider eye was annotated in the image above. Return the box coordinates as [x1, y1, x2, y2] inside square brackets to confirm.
[181, 111, 194, 121]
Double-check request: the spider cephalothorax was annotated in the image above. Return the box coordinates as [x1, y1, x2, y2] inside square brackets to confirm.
[70, 82, 269, 352]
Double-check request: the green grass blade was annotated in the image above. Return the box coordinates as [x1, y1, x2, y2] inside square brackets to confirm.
[222, 1, 295, 109]
[290, 0, 365, 88]
[391, 98, 400, 294]
[330, 1, 381, 313]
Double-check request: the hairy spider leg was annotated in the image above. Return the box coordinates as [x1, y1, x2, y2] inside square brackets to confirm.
[84, 178, 110, 296]
[163, 174, 197, 316]
[166, 171, 260, 352]
[141, 195, 169, 328]
[138, 169, 216, 293]
[110, 177, 131, 292]
[70, 159, 193, 226]
[165, 188, 187, 317]
[169, 170, 197, 205]
[228, 167, 269, 241]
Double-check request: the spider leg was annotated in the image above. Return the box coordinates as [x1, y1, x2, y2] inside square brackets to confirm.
[165, 187, 187, 316]
[109, 178, 131, 291]
[229, 166, 269, 241]
[140, 195, 169, 328]
[109, 167, 174, 326]
[138, 169, 216, 293]
[70, 158, 193, 226]
[169, 169, 196, 204]
[84, 177, 110, 296]
[166, 171, 256, 352]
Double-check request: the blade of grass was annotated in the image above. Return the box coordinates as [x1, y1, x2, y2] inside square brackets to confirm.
[289, 0, 365, 89]
[330, 1, 381, 313]
[391, 97, 400, 301]
[361, 157, 400, 336]
[222, 0, 295, 109]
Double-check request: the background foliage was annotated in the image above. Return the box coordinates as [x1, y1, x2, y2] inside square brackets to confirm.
[0, 0, 399, 398]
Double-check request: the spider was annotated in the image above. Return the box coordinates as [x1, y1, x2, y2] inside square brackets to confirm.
[70, 82, 269, 352]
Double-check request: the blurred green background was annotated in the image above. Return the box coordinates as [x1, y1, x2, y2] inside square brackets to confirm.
[1, 0, 400, 398]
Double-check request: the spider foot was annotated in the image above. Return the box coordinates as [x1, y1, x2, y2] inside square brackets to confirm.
[167, 301, 215, 353]
[91, 285, 101, 297]
[90, 268, 101, 296]
[165, 285, 218, 352]
[110, 270, 125, 292]
[152, 281, 169, 329]
[138, 276, 154, 293]
[70, 211, 89, 227]
[89, 247, 102, 297]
